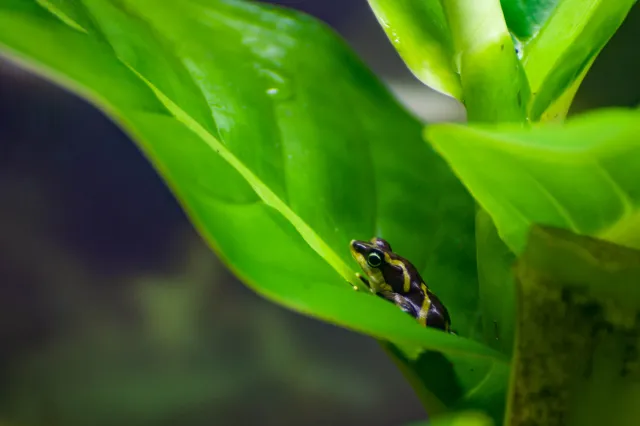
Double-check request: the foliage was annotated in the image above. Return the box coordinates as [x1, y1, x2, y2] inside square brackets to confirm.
[0, 0, 637, 425]
[508, 225, 640, 426]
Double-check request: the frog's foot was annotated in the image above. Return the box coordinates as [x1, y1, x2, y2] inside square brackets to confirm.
[355, 273, 371, 290]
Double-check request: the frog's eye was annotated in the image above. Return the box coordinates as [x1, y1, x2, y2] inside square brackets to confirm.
[367, 252, 383, 268]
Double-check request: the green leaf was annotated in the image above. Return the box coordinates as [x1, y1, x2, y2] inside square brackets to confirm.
[370, 0, 635, 122]
[0, 0, 505, 411]
[508, 225, 640, 426]
[366, 0, 462, 99]
[511, 0, 637, 120]
[407, 410, 494, 426]
[383, 343, 509, 425]
[426, 108, 640, 254]
[500, 0, 561, 40]
[476, 208, 516, 356]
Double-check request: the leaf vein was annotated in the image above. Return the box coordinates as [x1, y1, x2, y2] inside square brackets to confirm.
[514, 158, 581, 233]
[124, 64, 356, 285]
[593, 160, 635, 216]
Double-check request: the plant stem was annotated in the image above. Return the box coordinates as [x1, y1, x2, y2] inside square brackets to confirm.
[440, 0, 529, 123]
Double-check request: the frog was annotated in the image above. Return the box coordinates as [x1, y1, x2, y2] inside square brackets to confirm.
[349, 237, 452, 332]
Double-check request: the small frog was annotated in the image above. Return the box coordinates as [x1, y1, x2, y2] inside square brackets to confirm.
[350, 237, 452, 332]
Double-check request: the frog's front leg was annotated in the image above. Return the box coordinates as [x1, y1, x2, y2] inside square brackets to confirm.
[354, 274, 418, 319]
[354, 273, 374, 292]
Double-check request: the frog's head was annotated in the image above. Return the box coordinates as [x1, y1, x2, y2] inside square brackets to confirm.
[350, 237, 403, 293]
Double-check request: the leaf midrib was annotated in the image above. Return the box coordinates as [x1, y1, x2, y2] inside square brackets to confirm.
[125, 64, 357, 286]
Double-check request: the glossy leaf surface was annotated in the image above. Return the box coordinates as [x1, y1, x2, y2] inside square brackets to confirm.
[366, 0, 461, 99]
[507, 0, 637, 120]
[426, 108, 640, 255]
[500, 0, 561, 40]
[0, 0, 506, 413]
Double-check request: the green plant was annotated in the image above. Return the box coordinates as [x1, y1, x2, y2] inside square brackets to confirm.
[0, 0, 637, 425]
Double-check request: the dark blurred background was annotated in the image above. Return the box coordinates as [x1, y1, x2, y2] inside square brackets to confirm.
[0, 1, 638, 425]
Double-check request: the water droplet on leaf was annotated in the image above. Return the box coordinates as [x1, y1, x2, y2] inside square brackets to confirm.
[256, 66, 294, 101]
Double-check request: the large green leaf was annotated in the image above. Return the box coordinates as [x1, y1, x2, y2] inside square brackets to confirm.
[426, 108, 640, 255]
[0, 0, 507, 413]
